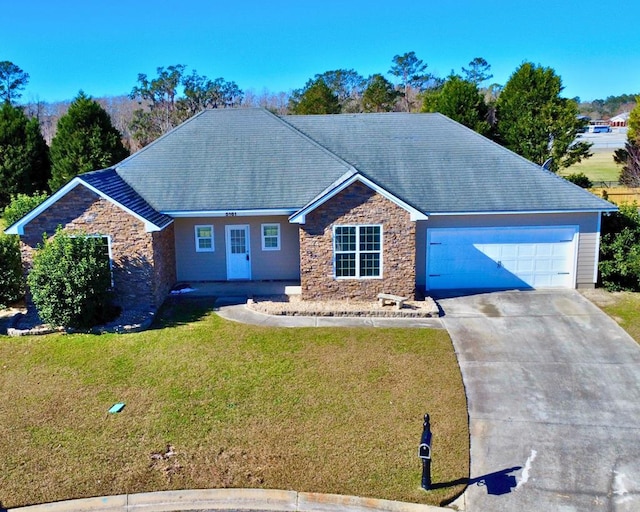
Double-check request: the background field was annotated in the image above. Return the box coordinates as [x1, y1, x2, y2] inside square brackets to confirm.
[0, 298, 469, 508]
[562, 149, 620, 183]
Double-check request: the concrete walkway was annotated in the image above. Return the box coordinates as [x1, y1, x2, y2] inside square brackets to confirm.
[214, 298, 444, 329]
[438, 289, 640, 511]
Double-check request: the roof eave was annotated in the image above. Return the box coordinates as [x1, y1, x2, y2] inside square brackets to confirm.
[427, 207, 619, 216]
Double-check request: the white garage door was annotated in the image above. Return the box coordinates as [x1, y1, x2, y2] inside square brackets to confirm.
[427, 226, 578, 290]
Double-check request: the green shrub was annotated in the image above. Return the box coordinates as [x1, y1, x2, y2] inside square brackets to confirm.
[0, 234, 24, 308]
[599, 203, 640, 291]
[565, 172, 593, 189]
[27, 228, 114, 328]
[3, 192, 48, 227]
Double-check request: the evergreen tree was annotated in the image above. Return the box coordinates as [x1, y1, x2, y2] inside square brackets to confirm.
[0, 102, 50, 208]
[627, 96, 640, 142]
[289, 78, 341, 115]
[314, 69, 366, 112]
[422, 76, 490, 135]
[461, 57, 493, 86]
[0, 61, 29, 104]
[616, 97, 640, 186]
[49, 92, 129, 191]
[362, 74, 400, 113]
[495, 62, 591, 172]
[389, 51, 431, 111]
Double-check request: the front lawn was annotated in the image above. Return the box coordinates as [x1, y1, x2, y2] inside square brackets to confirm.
[593, 291, 640, 343]
[0, 298, 469, 508]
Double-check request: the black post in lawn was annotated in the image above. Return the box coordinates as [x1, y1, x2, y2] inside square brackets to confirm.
[419, 413, 432, 490]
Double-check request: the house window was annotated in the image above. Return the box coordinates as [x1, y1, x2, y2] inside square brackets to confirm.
[195, 225, 214, 252]
[261, 223, 280, 251]
[333, 225, 382, 278]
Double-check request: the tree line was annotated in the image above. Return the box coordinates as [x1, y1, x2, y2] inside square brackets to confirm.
[2, 54, 640, 309]
[2, 53, 639, 209]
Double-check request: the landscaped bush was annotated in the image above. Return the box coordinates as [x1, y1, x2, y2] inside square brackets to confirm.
[565, 172, 593, 189]
[27, 228, 115, 328]
[2, 192, 49, 227]
[0, 234, 24, 308]
[599, 203, 640, 291]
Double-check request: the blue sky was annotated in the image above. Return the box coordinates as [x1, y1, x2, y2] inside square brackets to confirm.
[4, 0, 639, 103]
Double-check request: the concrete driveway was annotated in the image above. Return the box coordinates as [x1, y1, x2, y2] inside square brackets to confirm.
[437, 289, 640, 511]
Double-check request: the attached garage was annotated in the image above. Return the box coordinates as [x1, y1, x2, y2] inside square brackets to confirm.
[426, 226, 579, 290]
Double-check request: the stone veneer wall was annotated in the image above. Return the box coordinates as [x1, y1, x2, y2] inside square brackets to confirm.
[299, 181, 416, 300]
[20, 185, 176, 309]
[152, 223, 177, 306]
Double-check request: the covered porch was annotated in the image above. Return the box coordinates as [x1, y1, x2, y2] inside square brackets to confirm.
[170, 280, 301, 299]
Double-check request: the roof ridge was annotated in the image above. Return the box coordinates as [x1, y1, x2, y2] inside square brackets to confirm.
[273, 110, 358, 173]
[115, 109, 211, 171]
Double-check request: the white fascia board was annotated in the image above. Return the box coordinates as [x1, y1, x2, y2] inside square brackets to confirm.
[4, 177, 167, 235]
[77, 180, 169, 232]
[428, 208, 618, 216]
[164, 209, 298, 218]
[4, 179, 83, 235]
[289, 174, 428, 224]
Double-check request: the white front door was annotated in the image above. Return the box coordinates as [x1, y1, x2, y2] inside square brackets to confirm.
[225, 225, 251, 280]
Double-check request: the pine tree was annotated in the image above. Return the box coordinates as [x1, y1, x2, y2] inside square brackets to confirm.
[422, 76, 490, 135]
[362, 74, 400, 113]
[289, 78, 341, 115]
[495, 62, 591, 172]
[0, 102, 50, 208]
[49, 92, 129, 191]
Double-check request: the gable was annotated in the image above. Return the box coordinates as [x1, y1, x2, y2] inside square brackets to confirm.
[4, 170, 172, 236]
[290, 172, 428, 224]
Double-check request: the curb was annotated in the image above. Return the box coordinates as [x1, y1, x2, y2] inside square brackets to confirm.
[8, 489, 448, 512]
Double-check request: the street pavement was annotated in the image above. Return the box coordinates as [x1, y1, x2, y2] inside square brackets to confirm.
[438, 289, 640, 511]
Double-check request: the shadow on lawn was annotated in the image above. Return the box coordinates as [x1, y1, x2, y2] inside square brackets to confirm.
[436, 465, 523, 498]
[150, 296, 218, 330]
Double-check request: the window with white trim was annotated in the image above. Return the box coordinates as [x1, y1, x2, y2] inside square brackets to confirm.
[195, 225, 214, 252]
[261, 223, 281, 251]
[333, 225, 382, 278]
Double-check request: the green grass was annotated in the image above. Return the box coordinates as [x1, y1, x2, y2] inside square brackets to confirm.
[562, 149, 621, 183]
[597, 292, 640, 343]
[0, 298, 469, 508]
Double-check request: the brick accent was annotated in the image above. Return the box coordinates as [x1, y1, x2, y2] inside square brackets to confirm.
[299, 181, 416, 300]
[20, 184, 176, 309]
[152, 223, 177, 306]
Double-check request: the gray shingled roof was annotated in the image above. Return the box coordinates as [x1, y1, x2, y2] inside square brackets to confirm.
[115, 109, 353, 212]
[284, 113, 615, 213]
[80, 168, 173, 228]
[113, 108, 614, 214]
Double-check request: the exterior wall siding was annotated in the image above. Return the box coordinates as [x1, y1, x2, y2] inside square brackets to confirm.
[173, 216, 300, 282]
[299, 181, 416, 300]
[20, 185, 176, 309]
[415, 212, 601, 290]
